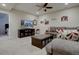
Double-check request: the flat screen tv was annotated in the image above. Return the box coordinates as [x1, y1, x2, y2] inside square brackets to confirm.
[21, 20, 33, 27]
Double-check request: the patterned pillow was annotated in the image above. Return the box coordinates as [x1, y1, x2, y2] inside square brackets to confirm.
[66, 32, 79, 41]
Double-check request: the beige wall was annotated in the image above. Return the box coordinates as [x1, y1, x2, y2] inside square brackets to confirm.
[37, 15, 51, 34]
[0, 9, 37, 39]
[49, 6, 79, 27]
[38, 6, 79, 34]
[1, 6, 79, 38]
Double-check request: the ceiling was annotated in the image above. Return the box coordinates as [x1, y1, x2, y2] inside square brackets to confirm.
[0, 3, 79, 15]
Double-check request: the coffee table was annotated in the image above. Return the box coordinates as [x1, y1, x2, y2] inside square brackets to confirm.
[31, 34, 53, 49]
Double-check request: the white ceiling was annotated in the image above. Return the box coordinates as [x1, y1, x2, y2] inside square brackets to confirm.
[0, 3, 79, 15]
[0, 3, 16, 10]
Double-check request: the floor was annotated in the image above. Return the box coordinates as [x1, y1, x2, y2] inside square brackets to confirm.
[0, 36, 47, 55]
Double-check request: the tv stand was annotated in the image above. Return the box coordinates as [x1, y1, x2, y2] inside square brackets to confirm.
[18, 28, 35, 38]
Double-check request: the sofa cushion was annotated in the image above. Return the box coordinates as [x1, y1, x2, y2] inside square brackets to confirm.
[46, 38, 79, 54]
[51, 38, 79, 54]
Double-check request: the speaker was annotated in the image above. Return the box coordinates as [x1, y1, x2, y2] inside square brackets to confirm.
[5, 24, 9, 28]
[5, 24, 9, 34]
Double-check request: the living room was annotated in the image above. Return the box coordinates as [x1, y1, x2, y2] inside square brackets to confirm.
[0, 3, 79, 55]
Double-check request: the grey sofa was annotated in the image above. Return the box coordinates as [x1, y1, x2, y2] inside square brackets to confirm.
[46, 38, 79, 55]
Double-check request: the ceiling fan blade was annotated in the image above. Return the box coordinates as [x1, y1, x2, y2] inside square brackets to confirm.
[43, 3, 48, 7]
[46, 7, 53, 9]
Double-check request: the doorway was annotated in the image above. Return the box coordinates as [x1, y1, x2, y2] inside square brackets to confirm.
[0, 13, 9, 36]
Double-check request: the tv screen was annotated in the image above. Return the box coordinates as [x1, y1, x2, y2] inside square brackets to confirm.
[21, 20, 33, 27]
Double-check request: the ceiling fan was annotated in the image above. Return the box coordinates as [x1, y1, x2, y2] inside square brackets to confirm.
[36, 3, 53, 12]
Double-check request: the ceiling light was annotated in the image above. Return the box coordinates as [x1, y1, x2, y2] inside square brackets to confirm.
[2, 3, 6, 7]
[64, 3, 68, 5]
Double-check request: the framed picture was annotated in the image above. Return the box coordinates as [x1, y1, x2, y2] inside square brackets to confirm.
[40, 21, 44, 24]
[61, 16, 68, 21]
[33, 19, 37, 26]
[21, 20, 33, 27]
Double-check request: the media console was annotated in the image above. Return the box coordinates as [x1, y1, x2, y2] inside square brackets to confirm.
[18, 28, 35, 38]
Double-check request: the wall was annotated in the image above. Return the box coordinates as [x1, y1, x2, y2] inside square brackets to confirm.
[9, 10, 38, 39]
[9, 10, 23, 39]
[1, 6, 79, 38]
[21, 13, 38, 29]
[0, 9, 37, 39]
[49, 6, 79, 27]
[37, 15, 51, 34]
[38, 6, 79, 34]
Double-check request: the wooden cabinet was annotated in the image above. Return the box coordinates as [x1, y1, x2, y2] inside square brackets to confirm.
[32, 34, 53, 49]
[18, 28, 35, 38]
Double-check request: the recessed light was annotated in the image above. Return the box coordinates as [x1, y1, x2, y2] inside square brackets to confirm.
[64, 3, 68, 5]
[2, 3, 6, 7]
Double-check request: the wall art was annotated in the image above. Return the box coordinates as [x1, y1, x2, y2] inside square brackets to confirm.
[33, 19, 37, 26]
[61, 16, 68, 21]
[40, 21, 44, 24]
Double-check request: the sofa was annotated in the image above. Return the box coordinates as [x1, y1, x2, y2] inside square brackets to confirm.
[46, 38, 79, 55]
